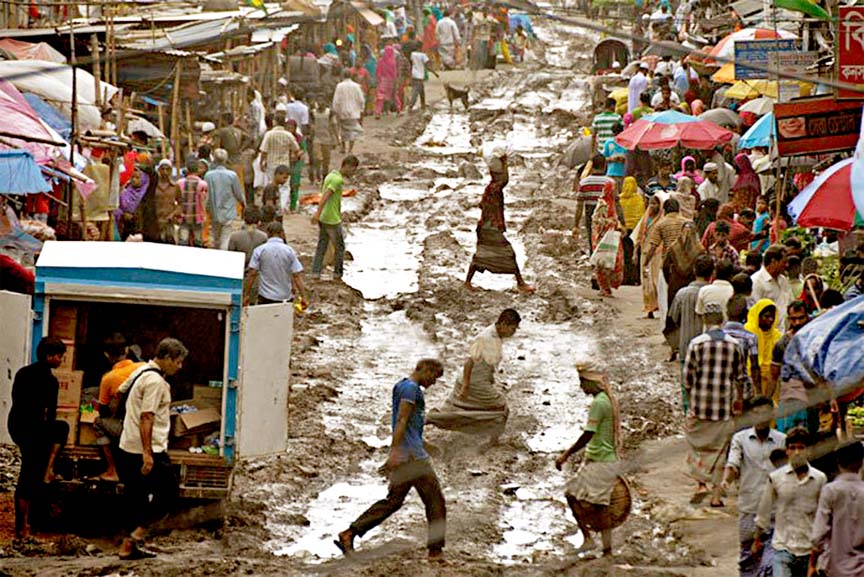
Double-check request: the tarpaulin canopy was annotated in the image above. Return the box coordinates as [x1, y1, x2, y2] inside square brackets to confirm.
[0, 60, 119, 130]
[22, 93, 71, 142]
[783, 296, 864, 400]
[0, 150, 51, 194]
[0, 38, 65, 63]
[0, 79, 69, 163]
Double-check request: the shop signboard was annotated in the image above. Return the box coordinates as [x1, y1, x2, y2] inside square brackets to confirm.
[734, 39, 796, 80]
[838, 6, 864, 99]
[775, 96, 862, 156]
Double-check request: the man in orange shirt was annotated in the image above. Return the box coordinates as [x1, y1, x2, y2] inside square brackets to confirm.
[95, 338, 145, 481]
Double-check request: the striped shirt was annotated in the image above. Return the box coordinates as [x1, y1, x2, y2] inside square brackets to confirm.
[259, 126, 300, 169]
[577, 175, 615, 204]
[684, 328, 750, 421]
[646, 212, 688, 254]
[591, 111, 622, 152]
[722, 321, 759, 399]
[669, 280, 708, 360]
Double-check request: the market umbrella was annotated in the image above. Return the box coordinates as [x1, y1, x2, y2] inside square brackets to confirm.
[711, 63, 735, 84]
[643, 40, 687, 59]
[615, 110, 735, 150]
[0, 150, 51, 194]
[709, 28, 798, 63]
[739, 96, 774, 116]
[725, 80, 813, 100]
[787, 158, 864, 230]
[774, 0, 830, 20]
[698, 108, 740, 128]
[738, 112, 775, 149]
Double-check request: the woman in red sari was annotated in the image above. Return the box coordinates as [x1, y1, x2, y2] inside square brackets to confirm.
[591, 181, 624, 297]
[374, 45, 399, 117]
[730, 153, 761, 211]
[422, 9, 439, 66]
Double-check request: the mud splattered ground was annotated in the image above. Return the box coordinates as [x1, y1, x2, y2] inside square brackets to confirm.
[0, 14, 737, 577]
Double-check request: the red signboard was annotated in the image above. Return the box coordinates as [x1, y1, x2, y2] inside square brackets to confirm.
[774, 97, 862, 156]
[838, 6, 864, 100]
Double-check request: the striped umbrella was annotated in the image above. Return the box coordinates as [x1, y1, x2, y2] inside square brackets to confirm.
[709, 28, 798, 63]
[787, 158, 864, 231]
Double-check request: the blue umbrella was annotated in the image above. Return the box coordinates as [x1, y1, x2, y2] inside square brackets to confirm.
[0, 150, 51, 194]
[738, 112, 775, 149]
[642, 110, 699, 124]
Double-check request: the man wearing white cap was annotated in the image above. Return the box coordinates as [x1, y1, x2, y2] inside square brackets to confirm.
[627, 62, 649, 115]
[697, 162, 723, 203]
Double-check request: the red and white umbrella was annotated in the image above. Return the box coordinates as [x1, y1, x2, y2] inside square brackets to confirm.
[788, 158, 863, 231]
[709, 28, 798, 63]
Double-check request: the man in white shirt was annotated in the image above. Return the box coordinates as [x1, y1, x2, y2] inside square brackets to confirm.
[628, 63, 649, 114]
[331, 71, 366, 153]
[285, 91, 310, 135]
[697, 163, 723, 203]
[116, 338, 188, 560]
[436, 9, 461, 69]
[408, 48, 431, 111]
[695, 258, 735, 322]
[754, 427, 826, 577]
[722, 397, 786, 577]
[751, 245, 793, 329]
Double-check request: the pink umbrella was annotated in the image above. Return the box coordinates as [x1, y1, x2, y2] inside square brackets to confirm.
[614, 110, 735, 151]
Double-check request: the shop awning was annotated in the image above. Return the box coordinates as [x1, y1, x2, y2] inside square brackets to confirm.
[352, 2, 384, 26]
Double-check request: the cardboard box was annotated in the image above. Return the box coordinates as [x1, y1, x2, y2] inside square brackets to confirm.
[53, 369, 83, 408]
[56, 408, 79, 446]
[78, 410, 100, 445]
[58, 339, 75, 371]
[193, 385, 222, 408]
[169, 433, 203, 450]
[50, 306, 78, 340]
[171, 399, 221, 437]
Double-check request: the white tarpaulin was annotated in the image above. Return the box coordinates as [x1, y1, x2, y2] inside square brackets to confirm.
[0, 60, 119, 130]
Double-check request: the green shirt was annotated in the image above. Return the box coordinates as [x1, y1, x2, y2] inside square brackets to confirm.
[591, 111, 622, 152]
[584, 392, 617, 462]
[319, 170, 344, 225]
[631, 105, 654, 122]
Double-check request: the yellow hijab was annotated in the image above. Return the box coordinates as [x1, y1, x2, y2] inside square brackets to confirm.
[619, 176, 645, 230]
[744, 298, 782, 375]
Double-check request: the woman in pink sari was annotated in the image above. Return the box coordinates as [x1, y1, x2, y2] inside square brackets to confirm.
[375, 45, 399, 118]
[730, 153, 761, 211]
[591, 180, 624, 297]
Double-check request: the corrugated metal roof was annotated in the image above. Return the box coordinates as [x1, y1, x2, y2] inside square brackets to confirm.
[117, 18, 242, 51]
[351, 1, 384, 26]
[36, 241, 244, 281]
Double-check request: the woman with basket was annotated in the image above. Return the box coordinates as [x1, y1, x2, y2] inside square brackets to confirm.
[555, 369, 629, 557]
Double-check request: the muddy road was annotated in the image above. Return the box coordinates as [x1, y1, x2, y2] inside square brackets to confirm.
[0, 15, 711, 577]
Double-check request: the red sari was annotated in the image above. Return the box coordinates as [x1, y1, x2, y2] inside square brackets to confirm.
[591, 182, 624, 293]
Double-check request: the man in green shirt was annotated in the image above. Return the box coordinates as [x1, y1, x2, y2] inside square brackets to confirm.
[311, 155, 359, 280]
[591, 97, 622, 154]
[555, 370, 621, 557]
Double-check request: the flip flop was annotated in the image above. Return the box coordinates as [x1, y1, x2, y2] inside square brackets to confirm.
[710, 500, 725, 508]
[333, 536, 354, 556]
[119, 545, 157, 561]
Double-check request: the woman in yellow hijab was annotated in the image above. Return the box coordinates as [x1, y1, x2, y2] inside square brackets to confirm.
[619, 176, 645, 286]
[744, 299, 782, 401]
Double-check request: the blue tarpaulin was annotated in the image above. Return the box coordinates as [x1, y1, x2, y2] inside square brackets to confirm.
[784, 296, 864, 398]
[0, 150, 50, 194]
[21, 92, 71, 142]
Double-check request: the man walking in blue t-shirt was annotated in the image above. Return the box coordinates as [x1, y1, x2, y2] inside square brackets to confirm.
[336, 359, 446, 559]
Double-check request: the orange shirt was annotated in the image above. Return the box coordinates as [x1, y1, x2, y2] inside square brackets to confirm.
[98, 360, 146, 406]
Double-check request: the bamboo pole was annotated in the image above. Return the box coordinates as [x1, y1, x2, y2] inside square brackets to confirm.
[171, 62, 182, 163]
[185, 102, 194, 158]
[158, 104, 168, 158]
[91, 34, 102, 109]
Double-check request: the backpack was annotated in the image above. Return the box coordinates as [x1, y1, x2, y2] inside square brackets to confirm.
[110, 367, 164, 422]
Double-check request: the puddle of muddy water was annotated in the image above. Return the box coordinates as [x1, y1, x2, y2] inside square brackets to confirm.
[343, 224, 422, 300]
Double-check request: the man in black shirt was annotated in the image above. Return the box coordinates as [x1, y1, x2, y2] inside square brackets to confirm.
[8, 337, 69, 538]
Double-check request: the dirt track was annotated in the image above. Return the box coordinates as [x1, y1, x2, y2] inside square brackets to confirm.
[0, 15, 740, 577]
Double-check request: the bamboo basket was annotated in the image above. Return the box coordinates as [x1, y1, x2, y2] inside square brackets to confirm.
[567, 476, 632, 531]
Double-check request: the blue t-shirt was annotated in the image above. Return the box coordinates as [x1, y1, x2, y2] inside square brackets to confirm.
[391, 378, 428, 463]
[603, 139, 627, 178]
[751, 212, 770, 253]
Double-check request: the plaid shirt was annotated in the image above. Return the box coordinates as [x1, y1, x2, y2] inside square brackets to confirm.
[684, 328, 750, 421]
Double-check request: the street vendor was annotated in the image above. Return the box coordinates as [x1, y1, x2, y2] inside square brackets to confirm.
[555, 369, 621, 557]
[427, 309, 521, 441]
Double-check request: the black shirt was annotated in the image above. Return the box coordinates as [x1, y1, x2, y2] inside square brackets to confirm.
[7, 361, 59, 444]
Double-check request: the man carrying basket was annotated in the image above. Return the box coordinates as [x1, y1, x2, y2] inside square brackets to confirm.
[555, 369, 626, 557]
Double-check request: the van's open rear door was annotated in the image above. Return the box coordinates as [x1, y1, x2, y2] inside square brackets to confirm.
[0, 290, 32, 444]
[235, 303, 293, 458]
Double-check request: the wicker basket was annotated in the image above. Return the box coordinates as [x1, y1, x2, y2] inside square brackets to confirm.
[567, 477, 632, 531]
